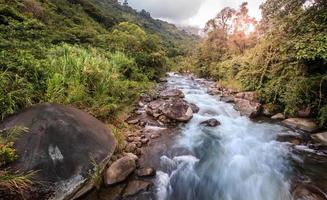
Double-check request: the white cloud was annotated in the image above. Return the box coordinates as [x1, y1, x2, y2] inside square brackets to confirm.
[122, 0, 265, 27]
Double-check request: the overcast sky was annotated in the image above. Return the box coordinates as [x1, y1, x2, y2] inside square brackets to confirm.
[121, 0, 265, 28]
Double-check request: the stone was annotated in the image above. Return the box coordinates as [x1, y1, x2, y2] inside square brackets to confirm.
[137, 167, 156, 177]
[0, 103, 117, 200]
[160, 89, 185, 99]
[127, 119, 139, 124]
[162, 98, 193, 122]
[125, 143, 137, 153]
[150, 133, 161, 139]
[271, 113, 285, 120]
[123, 153, 138, 161]
[123, 180, 152, 197]
[141, 138, 149, 144]
[220, 96, 235, 103]
[200, 119, 221, 127]
[135, 141, 142, 148]
[282, 118, 319, 133]
[104, 156, 136, 185]
[234, 98, 262, 118]
[235, 91, 257, 102]
[292, 184, 327, 200]
[311, 132, 327, 145]
[190, 103, 200, 113]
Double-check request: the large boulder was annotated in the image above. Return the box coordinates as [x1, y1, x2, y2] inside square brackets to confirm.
[282, 118, 319, 133]
[234, 98, 262, 118]
[162, 98, 193, 122]
[160, 89, 185, 99]
[0, 103, 116, 200]
[104, 156, 136, 185]
[311, 132, 327, 145]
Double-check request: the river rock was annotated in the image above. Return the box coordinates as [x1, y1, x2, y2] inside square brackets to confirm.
[311, 132, 327, 145]
[200, 119, 221, 127]
[162, 98, 193, 122]
[160, 89, 185, 99]
[234, 98, 262, 118]
[282, 118, 319, 133]
[137, 167, 156, 177]
[0, 103, 116, 200]
[220, 96, 235, 103]
[271, 113, 286, 120]
[190, 103, 200, 113]
[122, 180, 152, 197]
[104, 156, 136, 185]
[292, 184, 327, 200]
[235, 91, 257, 102]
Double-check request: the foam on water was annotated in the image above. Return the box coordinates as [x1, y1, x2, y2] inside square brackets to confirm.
[156, 74, 293, 200]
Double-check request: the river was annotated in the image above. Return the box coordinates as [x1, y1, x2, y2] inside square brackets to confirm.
[154, 73, 326, 200]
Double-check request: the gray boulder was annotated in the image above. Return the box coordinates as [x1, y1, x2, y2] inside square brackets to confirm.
[160, 89, 185, 99]
[104, 156, 136, 185]
[0, 103, 116, 200]
[162, 98, 193, 122]
[190, 103, 200, 113]
[234, 98, 262, 118]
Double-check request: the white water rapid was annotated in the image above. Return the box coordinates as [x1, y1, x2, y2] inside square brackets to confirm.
[156, 74, 293, 200]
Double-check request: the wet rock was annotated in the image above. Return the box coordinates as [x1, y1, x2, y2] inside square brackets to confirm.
[200, 119, 221, 127]
[0, 103, 116, 200]
[190, 103, 200, 113]
[292, 184, 327, 200]
[137, 167, 156, 177]
[150, 132, 161, 139]
[282, 118, 319, 133]
[160, 89, 185, 99]
[271, 113, 285, 120]
[122, 180, 152, 197]
[104, 156, 136, 185]
[311, 132, 327, 145]
[234, 98, 262, 118]
[220, 96, 235, 103]
[162, 98, 193, 122]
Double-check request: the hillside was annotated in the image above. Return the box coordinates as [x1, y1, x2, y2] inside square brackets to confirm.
[0, 0, 197, 120]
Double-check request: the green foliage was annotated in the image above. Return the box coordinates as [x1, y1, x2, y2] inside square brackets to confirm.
[89, 158, 102, 190]
[319, 105, 327, 127]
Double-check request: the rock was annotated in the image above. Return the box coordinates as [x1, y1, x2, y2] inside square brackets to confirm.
[162, 98, 193, 122]
[292, 184, 327, 200]
[141, 138, 149, 144]
[220, 96, 235, 103]
[150, 133, 161, 139]
[127, 119, 139, 124]
[0, 103, 116, 200]
[135, 141, 142, 148]
[123, 153, 138, 161]
[104, 156, 136, 185]
[234, 98, 262, 118]
[125, 143, 137, 153]
[282, 118, 319, 133]
[190, 103, 200, 113]
[200, 119, 221, 127]
[160, 89, 185, 99]
[137, 167, 156, 177]
[311, 132, 327, 145]
[158, 115, 170, 124]
[235, 91, 257, 102]
[122, 180, 152, 197]
[271, 113, 285, 120]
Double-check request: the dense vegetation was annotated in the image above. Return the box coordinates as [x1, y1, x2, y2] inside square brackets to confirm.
[0, 0, 196, 121]
[192, 0, 327, 126]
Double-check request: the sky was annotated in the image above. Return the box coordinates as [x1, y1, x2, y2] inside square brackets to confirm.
[122, 0, 265, 28]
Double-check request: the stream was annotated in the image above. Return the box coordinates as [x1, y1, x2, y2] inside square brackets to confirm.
[153, 74, 327, 200]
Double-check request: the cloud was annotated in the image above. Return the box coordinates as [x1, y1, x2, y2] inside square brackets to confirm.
[123, 0, 265, 27]
[127, 0, 204, 21]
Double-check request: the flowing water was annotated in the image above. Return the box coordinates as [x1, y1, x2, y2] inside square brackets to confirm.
[155, 74, 295, 200]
